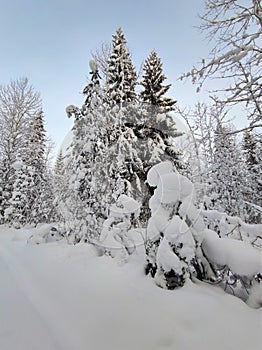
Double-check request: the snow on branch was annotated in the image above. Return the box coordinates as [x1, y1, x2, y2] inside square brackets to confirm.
[181, 0, 262, 126]
[201, 208, 262, 246]
[202, 229, 261, 278]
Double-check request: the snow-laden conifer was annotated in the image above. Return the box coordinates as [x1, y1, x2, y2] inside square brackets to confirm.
[207, 122, 247, 219]
[106, 28, 137, 106]
[60, 61, 109, 242]
[242, 129, 262, 223]
[140, 50, 176, 112]
[5, 111, 56, 226]
[0, 78, 41, 221]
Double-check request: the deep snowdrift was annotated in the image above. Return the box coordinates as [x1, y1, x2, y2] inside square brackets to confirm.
[0, 226, 261, 350]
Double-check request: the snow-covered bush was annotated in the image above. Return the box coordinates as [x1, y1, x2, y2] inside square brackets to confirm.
[99, 194, 140, 262]
[202, 228, 262, 307]
[145, 162, 211, 289]
[200, 204, 262, 308]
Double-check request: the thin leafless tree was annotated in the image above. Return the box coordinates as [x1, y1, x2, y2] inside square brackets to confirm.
[181, 0, 262, 130]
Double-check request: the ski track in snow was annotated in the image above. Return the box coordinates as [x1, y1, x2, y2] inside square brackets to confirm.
[0, 227, 261, 350]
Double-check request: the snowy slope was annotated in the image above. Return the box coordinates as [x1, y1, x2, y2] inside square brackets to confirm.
[0, 226, 261, 350]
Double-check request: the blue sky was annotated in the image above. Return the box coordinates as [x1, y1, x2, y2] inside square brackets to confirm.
[1, 0, 221, 153]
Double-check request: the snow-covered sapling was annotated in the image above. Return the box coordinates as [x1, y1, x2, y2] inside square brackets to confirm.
[145, 162, 204, 289]
[99, 194, 141, 261]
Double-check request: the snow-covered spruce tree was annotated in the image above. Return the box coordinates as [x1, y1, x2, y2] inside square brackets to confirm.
[242, 129, 262, 223]
[25, 111, 56, 224]
[4, 158, 33, 227]
[5, 111, 56, 226]
[106, 49, 183, 225]
[93, 29, 146, 221]
[53, 150, 66, 222]
[106, 27, 137, 105]
[137, 50, 185, 262]
[104, 28, 141, 197]
[0, 163, 5, 223]
[60, 61, 110, 242]
[207, 122, 248, 219]
[105, 33, 182, 211]
[97, 45, 184, 245]
[54, 150, 64, 176]
[0, 78, 41, 222]
[74, 62, 109, 241]
[0, 156, 10, 223]
[138, 49, 182, 170]
[140, 50, 175, 111]
[55, 144, 77, 233]
[8, 113, 36, 226]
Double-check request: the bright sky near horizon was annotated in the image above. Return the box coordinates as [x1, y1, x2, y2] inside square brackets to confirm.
[0, 0, 239, 156]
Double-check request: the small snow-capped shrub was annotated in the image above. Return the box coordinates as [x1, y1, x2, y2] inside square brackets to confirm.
[99, 194, 141, 261]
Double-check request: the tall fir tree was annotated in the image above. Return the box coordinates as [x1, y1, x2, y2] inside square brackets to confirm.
[103, 28, 143, 215]
[0, 78, 41, 222]
[53, 149, 65, 221]
[242, 129, 261, 223]
[0, 158, 12, 224]
[139, 49, 182, 169]
[24, 111, 56, 223]
[140, 50, 175, 111]
[61, 61, 109, 242]
[5, 111, 56, 226]
[54, 150, 64, 176]
[0, 164, 4, 223]
[138, 50, 186, 265]
[4, 157, 34, 227]
[207, 122, 247, 219]
[106, 27, 137, 106]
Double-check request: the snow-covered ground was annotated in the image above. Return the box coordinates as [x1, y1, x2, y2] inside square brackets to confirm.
[0, 226, 261, 350]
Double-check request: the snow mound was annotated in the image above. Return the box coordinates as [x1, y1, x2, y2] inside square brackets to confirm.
[27, 224, 63, 244]
[246, 279, 262, 308]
